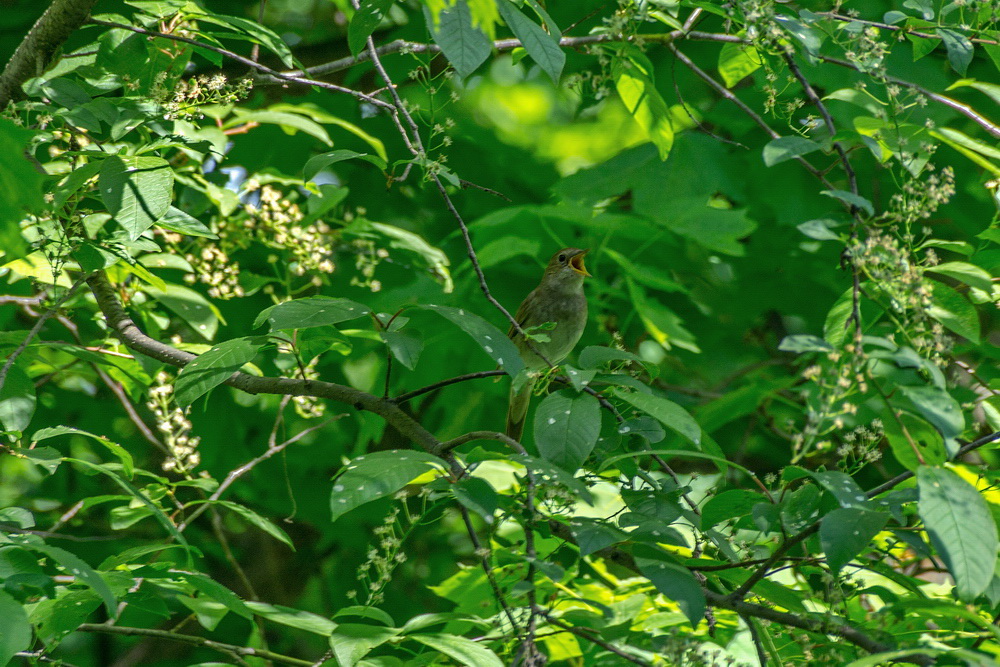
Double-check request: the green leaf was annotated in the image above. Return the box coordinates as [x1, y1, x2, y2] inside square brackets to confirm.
[613, 47, 674, 160]
[32, 426, 134, 479]
[155, 206, 218, 239]
[245, 601, 338, 635]
[778, 335, 833, 353]
[206, 500, 294, 550]
[718, 41, 760, 87]
[348, 0, 394, 56]
[820, 508, 889, 571]
[701, 490, 767, 529]
[148, 283, 222, 341]
[821, 189, 874, 216]
[924, 262, 993, 292]
[663, 202, 757, 256]
[409, 633, 504, 667]
[568, 517, 629, 556]
[24, 543, 118, 618]
[626, 279, 700, 353]
[577, 345, 646, 370]
[304, 150, 387, 180]
[762, 136, 822, 167]
[330, 623, 401, 666]
[0, 363, 35, 433]
[509, 454, 594, 504]
[604, 248, 687, 293]
[226, 109, 331, 145]
[188, 9, 296, 67]
[175, 337, 264, 407]
[918, 466, 999, 601]
[0, 119, 45, 258]
[797, 218, 843, 241]
[614, 389, 700, 446]
[421, 304, 525, 378]
[0, 588, 31, 664]
[425, 1, 492, 79]
[883, 412, 947, 471]
[181, 572, 253, 619]
[380, 331, 423, 371]
[330, 451, 445, 522]
[451, 476, 500, 522]
[926, 281, 981, 343]
[496, 0, 564, 83]
[533, 390, 600, 472]
[99, 155, 174, 240]
[898, 386, 964, 456]
[634, 553, 706, 627]
[946, 78, 1000, 106]
[908, 32, 940, 61]
[810, 471, 868, 508]
[255, 296, 371, 331]
[938, 28, 974, 75]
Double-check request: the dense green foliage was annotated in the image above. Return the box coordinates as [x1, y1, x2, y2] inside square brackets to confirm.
[2, 0, 1000, 665]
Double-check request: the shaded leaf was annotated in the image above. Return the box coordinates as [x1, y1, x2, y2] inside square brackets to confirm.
[331, 451, 445, 522]
[533, 390, 600, 472]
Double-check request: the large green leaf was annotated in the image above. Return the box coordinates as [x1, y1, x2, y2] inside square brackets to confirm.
[613, 46, 674, 159]
[0, 363, 35, 433]
[614, 389, 701, 446]
[496, 0, 564, 83]
[255, 296, 371, 331]
[532, 389, 600, 471]
[701, 490, 767, 529]
[820, 508, 889, 572]
[898, 386, 964, 456]
[634, 551, 706, 627]
[762, 136, 822, 167]
[0, 588, 31, 664]
[425, 1, 491, 79]
[330, 451, 446, 522]
[718, 41, 761, 87]
[348, 0, 394, 56]
[421, 304, 525, 378]
[918, 466, 999, 601]
[99, 155, 174, 240]
[33, 426, 134, 479]
[409, 633, 504, 667]
[0, 119, 44, 259]
[175, 337, 264, 407]
[927, 281, 980, 342]
[148, 283, 222, 341]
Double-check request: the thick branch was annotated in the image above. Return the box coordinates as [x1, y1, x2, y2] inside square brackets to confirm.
[86, 272, 442, 455]
[0, 0, 99, 107]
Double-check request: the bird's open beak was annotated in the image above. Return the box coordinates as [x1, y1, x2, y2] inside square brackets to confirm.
[570, 250, 591, 277]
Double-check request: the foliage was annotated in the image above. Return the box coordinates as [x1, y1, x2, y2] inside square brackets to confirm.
[2, 0, 1000, 665]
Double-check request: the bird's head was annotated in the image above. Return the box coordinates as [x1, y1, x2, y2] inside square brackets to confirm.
[544, 248, 591, 281]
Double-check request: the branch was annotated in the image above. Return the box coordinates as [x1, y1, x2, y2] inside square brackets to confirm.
[76, 623, 314, 667]
[0, 0, 99, 107]
[86, 272, 442, 455]
[0, 275, 88, 394]
[394, 370, 505, 404]
[256, 31, 743, 84]
[86, 18, 395, 110]
[818, 12, 1000, 47]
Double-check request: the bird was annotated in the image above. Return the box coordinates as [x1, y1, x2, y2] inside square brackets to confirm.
[505, 248, 590, 441]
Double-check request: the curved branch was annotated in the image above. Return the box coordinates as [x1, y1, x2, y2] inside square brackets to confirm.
[0, 0, 99, 107]
[86, 272, 441, 455]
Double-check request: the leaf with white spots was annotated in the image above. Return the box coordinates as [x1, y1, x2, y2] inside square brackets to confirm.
[820, 507, 889, 572]
[918, 466, 999, 601]
[330, 450, 446, 522]
[420, 305, 525, 378]
[810, 470, 870, 509]
[254, 296, 371, 331]
[533, 390, 600, 472]
[614, 389, 701, 446]
[508, 454, 594, 505]
[22, 543, 118, 618]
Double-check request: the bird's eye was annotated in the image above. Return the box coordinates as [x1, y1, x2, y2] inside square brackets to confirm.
[558, 253, 567, 263]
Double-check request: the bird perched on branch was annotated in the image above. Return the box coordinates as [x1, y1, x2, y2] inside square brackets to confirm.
[505, 248, 590, 441]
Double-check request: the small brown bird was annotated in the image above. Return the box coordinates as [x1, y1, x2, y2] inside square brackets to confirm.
[505, 248, 590, 441]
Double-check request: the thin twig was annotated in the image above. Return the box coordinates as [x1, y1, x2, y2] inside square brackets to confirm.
[76, 623, 314, 666]
[0, 274, 88, 394]
[86, 18, 394, 110]
[395, 370, 506, 404]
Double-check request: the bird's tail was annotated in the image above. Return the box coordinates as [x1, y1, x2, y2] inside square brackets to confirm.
[505, 377, 535, 442]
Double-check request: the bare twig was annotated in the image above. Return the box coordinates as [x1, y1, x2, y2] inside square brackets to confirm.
[76, 623, 314, 666]
[86, 18, 395, 110]
[0, 274, 88, 394]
